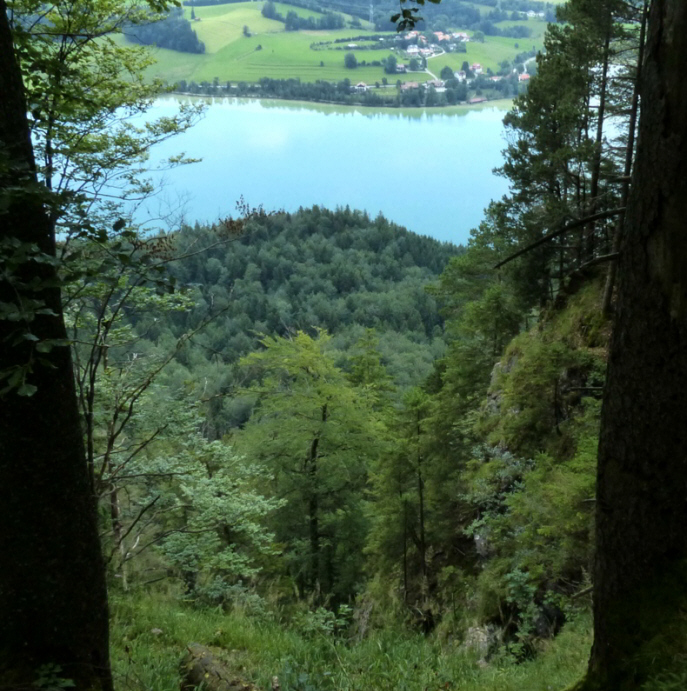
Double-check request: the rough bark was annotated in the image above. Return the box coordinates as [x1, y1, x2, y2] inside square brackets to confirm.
[584, 0, 687, 687]
[0, 3, 112, 689]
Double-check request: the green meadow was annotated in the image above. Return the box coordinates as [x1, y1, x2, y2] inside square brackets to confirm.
[131, 1, 546, 86]
[427, 28, 546, 77]
[111, 593, 592, 691]
[271, 1, 324, 21]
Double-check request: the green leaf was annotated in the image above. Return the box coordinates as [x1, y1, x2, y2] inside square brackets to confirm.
[17, 383, 37, 397]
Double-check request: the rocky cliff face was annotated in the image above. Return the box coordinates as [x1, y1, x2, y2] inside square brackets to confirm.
[461, 279, 609, 646]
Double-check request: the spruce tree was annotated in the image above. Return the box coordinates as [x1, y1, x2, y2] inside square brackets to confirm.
[581, 0, 687, 687]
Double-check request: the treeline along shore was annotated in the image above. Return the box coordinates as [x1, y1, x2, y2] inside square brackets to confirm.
[171, 72, 523, 108]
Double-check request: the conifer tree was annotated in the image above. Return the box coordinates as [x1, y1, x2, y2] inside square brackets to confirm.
[581, 0, 687, 686]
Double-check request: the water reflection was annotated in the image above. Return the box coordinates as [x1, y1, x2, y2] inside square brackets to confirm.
[138, 96, 510, 244]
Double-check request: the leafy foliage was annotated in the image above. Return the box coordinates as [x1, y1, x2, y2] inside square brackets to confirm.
[234, 331, 385, 603]
[149, 206, 458, 434]
[4, 0, 650, 675]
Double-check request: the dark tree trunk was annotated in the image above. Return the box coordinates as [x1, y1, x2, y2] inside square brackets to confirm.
[601, 0, 648, 316]
[584, 22, 611, 262]
[415, 414, 427, 591]
[308, 486, 319, 592]
[402, 496, 409, 604]
[584, 0, 687, 687]
[0, 4, 113, 689]
[307, 404, 327, 596]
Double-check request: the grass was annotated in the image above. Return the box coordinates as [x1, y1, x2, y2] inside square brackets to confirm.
[426, 35, 542, 76]
[272, 1, 324, 20]
[496, 18, 549, 41]
[124, 1, 547, 87]
[136, 34, 432, 85]
[111, 592, 592, 691]
[184, 3, 283, 53]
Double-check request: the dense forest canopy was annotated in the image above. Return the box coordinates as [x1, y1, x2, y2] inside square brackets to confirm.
[128, 207, 459, 434]
[124, 7, 206, 53]
[2, 1, 687, 690]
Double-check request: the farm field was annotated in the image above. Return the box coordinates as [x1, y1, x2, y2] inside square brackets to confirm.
[271, 1, 324, 20]
[427, 30, 546, 76]
[496, 18, 549, 40]
[130, 1, 547, 86]
[188, 6, 283, 53]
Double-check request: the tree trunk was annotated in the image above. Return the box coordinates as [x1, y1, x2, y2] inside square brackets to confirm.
[583, 0, 687, 687]
[402, 495, 409, 604]
[601, 0, 648, 316]
[416, 415, 427, 588]
[307, 404, 327, 596]
[109, 482, 128, 590]
[308, 486, 319, 593]
[0, 4, 113, 689]
[584, 22, 611, 262]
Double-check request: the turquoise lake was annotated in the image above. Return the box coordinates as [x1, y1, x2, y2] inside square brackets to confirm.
[139, 97, 510, 245]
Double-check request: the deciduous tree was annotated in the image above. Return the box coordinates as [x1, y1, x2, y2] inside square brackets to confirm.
[235, 331, 383, 602]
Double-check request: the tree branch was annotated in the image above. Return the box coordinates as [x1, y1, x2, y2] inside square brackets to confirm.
[493, 209, 626, 269]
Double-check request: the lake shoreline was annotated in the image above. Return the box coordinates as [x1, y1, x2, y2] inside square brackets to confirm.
[168, 91, 514, 116]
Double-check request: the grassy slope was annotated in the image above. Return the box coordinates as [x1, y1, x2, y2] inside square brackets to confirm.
[130, 1, 546, 85]
[111, 593, 591, 691]
[272, 1, 324, 20]
[427, 20, 546, 76]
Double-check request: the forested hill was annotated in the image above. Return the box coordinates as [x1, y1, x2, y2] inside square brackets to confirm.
[145, 206, 461, 432]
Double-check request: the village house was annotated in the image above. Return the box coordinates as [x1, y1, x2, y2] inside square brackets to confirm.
[469, 96, 488, 104]
[455, 70, 467, 81]
[353, 82, 368, 92]
[518, 72, 531, 82]
[471, 62, 483, 75]
[396, 64, 408, 73]
[433, 31, 451, 42]
[452, 32, 469, 41]
[426, 79, 445, 88]
[400, 81, 420, 91]
[407, 44, 419, 55]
